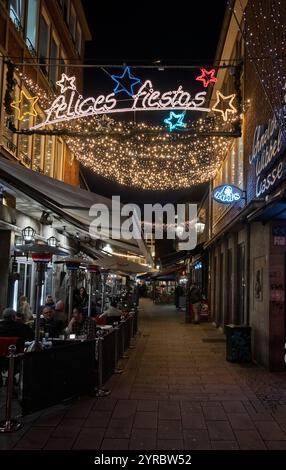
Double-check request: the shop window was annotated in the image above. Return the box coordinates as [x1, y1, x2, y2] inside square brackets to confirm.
[26, 0, 38, 53]
[54, 139, 64, 180]
[44, 135, 54, 176]
[39, 14, 49, 75]
[9, 0, 24, 31]
[32, 113, 44, 172]
[49, 37, 59, 87]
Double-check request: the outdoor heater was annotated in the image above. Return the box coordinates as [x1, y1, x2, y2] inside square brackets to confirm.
[86, 264, 99, 317]
[14, 241, 66, 351]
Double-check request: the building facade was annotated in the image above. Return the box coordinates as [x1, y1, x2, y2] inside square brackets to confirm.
[0, 0, 91, 184]
[207, 0, 286, 371]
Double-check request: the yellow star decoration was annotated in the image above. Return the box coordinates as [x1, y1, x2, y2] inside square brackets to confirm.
[212, 90, 237, 121]
[11, 90, 39, 121]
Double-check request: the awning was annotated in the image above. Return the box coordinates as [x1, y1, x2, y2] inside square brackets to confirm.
[247, 190, 286, 223]
[160, 243, 205, 268]
[0, 158, 150, 260]
[151, 265, 186, 281]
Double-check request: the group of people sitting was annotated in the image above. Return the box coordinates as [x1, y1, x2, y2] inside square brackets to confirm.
[0, 290, 127, 345]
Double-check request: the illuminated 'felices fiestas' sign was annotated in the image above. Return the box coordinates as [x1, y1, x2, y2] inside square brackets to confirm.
[212, 184, 243, 204]
[31, 71, 237, 130]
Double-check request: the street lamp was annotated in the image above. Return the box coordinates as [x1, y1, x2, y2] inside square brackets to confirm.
[22, 226, 35, 243]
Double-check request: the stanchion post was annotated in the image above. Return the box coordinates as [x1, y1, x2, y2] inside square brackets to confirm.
[0, 345, 22, 433]
[121, 320, 129, 358]
[114, 325, 123, 374]
[95, 337, 111, 397]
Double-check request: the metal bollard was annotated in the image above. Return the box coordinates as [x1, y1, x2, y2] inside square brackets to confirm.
[129, 314, 136, 349]
[121, 320, 129, 359]
[95, 337, 111, 397]
[0, 345, 22, 433]
[113, 326, 123, 374]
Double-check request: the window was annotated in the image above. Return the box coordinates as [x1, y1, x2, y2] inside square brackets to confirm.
[9, 0, 23, 30]
[54, 139, 64, 180]
[26, 0, 38, 52]
[39, 14, 49, 74]
[44, 135, 54, 176]
[32, 114, 44, 171]
[75, 23, 82, 55]
[70, 5, 76, 41]
[49, 37, 59, 86]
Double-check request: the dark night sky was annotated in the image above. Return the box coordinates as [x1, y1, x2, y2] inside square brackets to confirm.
[81, 0, 228, 204]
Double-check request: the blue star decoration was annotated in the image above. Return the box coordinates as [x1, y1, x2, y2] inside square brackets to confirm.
[164, 112, 186, 132]
[111, 66, 141, 97]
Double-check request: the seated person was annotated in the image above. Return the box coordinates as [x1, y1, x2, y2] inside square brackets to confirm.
[40, 306, 64, 338]
[0, 308, 34, 351]
[0, 308, 34, 388]
[66, 307, 97, 339]
[54, 300, 67, 324]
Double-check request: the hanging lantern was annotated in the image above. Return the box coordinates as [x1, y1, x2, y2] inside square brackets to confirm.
[47, 236, 58, 247]
[22, 226, 35, 243]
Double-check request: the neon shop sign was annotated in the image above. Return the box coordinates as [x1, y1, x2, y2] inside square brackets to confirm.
[249, 112, 286, 198]
[30, 67, 237, 131]
[212, 184, 243, 204]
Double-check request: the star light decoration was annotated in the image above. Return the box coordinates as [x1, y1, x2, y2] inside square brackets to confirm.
[164, 112, 186, 131]
[111, 66, 141, 97]
[196, 68, 217, 88]
[212, 91, 237, 121]
[56, 73, 76, 93]
[11, 90, 39, 121]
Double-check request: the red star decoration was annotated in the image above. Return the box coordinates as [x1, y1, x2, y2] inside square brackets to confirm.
[196, 68, 217, 88]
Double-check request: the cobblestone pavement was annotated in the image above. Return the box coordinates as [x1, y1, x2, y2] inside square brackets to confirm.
[1, 298, 286, 450]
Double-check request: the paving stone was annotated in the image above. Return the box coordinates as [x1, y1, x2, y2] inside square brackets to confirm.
[157, 439, 185, 450]
[255, 421, 286, 441]
[158, 420, 183, 440]
[101, 438, 129, 450]
[14, 427, 54, 449]
[183, 429, 211, 450]
[105, 418, 133, 439]
[159, 401, 181, 420]
[84, 411, 112, 428]
[137, 400, 158, 411]
[207, 421, 235, 441]
[182, 412, 207, 430]
[235, 430, 267, 450]
[51, 418, 84, 439]
[72, 427, 105, 449]
[227, 413, 256, 430]
[129, 429, 157, 450]
[133, 411, 158, 429]
[211, 440, 239, 450]
[222, 401, 247, 414]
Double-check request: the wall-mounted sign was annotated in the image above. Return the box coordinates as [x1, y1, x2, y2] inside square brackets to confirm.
[249, 112, 286, 198]
[212, 184, 243, 204]
[29, 70, 237, 131]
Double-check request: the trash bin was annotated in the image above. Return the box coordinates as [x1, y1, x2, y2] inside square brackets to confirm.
[225, 324, 252, 363]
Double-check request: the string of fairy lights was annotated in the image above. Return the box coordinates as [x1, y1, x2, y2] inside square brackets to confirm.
[14, 68, 237, 190]
[243, 0, 286, 132]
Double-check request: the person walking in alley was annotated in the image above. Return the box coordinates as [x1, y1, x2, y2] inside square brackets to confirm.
[189, 283, 202, 324]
